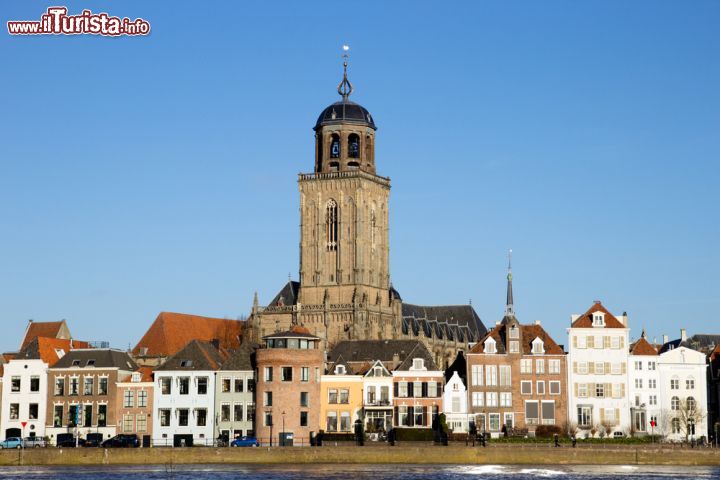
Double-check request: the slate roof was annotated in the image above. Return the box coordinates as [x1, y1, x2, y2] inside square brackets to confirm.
[132, 312, 243, 358]
[20, 320, 69, 351]
[268, 281, 300, 307]
[469, 319, 565, 355]
[444, 351, 467, 384]
[221, 341, 256, 371]
[52, 349, 137, 370]
[401, 304, 486, 344]
[327, 340, 438, 372]
[315, 100, 376, 131]
[657, 334, 720, 354]
[156, 340, 229, 371]
[570, 302, 626, 329]
[16, 337, 90, 366]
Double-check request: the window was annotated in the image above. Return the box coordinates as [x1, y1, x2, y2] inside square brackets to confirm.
[68, 405, 78, 426]
[671, 377, 679, 390]
[504, 413, 514, 430]
[452, 397, 461, 413]
[541, 401, 555, 425]
[340, 412, 352, 431]
[132, 373, 141, 383]
[578, 362, 588, 374]
[532, 339, 545, 354]
[264, 391, 273, 407]
[509, 341, 519, 353]
[300, 411, 308, 427]
[53, 405, 63, 427]
[649, 395, 657, 406]
[484, 338, 497, 354]
[687, 396, 696, 411]
[178, 377, 189, 395]
[398, 382, 408, 398]
[30, 376, 40, 392]
[578, 383, 588, 397]
[604, 408, 616, 425]
[330, 134, 340, 158]
[195, 408, 207, 427]
[412, 358, 424, 370]
[69, 377, 79, 395]
[160, 377, 171, 395]
[136, 414, 147, 432]
[300, 392, 309, 407]
[671, 396, 680, 411]
[264, 367, 273, 382]
[471, 365, 483, 386]
[159, 409, 171, 427]
[326, 200, 338, 251]
[472, 392, 484, 407]
[486, 365, 497, 386]
[672, 418, 681, 434]
[486, 392, 498, 407]
[339, 389, 349, 404]
[301, 367, 309, 382]
[54, 377, 65, 396]
[233, 403, 244, 422]
[97, 404, 107, 427]
[9, 403, 19, 419]
[536, 359, 545, 374]
[500, 392, 512, 407]
[178, 409, 189, 427]
[592, 313, 605, 326]
[197, 377, 208, 395]
[499, 365, 512, 386]
[328, 388, 338, 403]
[635, 379, 643, 389]
[577, 335, 587, 349]
[488, 413, 501, 431]
[521, 381, 532, 395]
[123, 414, 134, 433]
[611, 336, 620, 349]
[648, 361, 656, 370]
[84, 377, 94, 395]
[611, 363, 622, 375]
[635, 361, 643, 371]
[595, 362, 604, 375]
[221, 403, 231, 422]
[595, 384, 605, 398]
[264, 412, 273, 427]
[537, 381, 545, 395]
[124, 390, 134, 408]
[525, 401, 539, 425]
[138, 390, 148, 408]
[577, 406, 592, 427]
[549, 381, 561, 395]
[234, 378, 244, 392]
[348, 134, 359, 158]
[326, 411, 338, 432]
[520, 359, 532, 374]
[221, 378, 231, 392]
[686, 378, 695, 390]
[509, 325, 519, 339]
[367, 386, 376, 403]
[98, 377, 108, 395]
[549, 359, 561, 374]
[427, 381, 438, 397]
[246, 404, 255, 422]
[281, 367, 293, 382]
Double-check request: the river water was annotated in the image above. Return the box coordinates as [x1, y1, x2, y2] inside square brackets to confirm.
[0, 464, 718, 480]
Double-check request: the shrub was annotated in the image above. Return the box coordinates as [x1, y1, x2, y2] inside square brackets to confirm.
[534, 425, 564, 438]
[394, 428, 434, 442]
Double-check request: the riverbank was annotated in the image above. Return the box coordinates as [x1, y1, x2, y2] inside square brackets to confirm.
[1, 445, 719, 467]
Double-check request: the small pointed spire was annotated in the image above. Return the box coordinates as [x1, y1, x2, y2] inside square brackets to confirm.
[337, 45, 353, 101]
[505, 249, 514, 317]
[253, 291, 259, 309]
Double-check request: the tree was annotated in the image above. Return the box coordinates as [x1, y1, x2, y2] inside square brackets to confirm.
[673, 397, 707, 442]
[565, 421, 579, 438]
[601, 420, 614, 439]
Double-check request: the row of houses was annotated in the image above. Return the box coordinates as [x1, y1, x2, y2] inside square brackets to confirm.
[1, 288, 719, 446]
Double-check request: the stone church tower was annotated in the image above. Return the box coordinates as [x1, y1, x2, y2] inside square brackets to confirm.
[248, 56, 486, 366]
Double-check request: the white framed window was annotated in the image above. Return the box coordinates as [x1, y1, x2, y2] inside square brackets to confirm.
[532, 338, 545, 354]
[578, 383, 588, 398]
[509, 341, 519, 353]
[578, 362, 588, 374]
[509, 326, 519, 339]
[635, 378, 643, 389]
[486, 392, 498, 407]
[472, 392, 484, 407]
[671, 377, 679, 390]
[489, 413, 501, 431]
[499, 365, 512, 386]
[648, 362, 656, 371]
[520, 381, 532, 395]
[471, 365, 483, 386]
[649, 395, 657, 406]
[648, 379, 656, 389]
[500, 392, 512, 407]
[577, 335, 587, 349]
[486, 365, 498, 386]
[634, 361, 643, 371]
[485, 338, 497, 354]
[592, 313, 605, 326]
[549, 381, 561, 395]
[595, 362, 604, 375]
[537, 381, 545, 395]
[611, 336, 620, 349]
[412, 358, 424, 370]
[520, 359, 532, 374]
[536, 359, 545, 374]
[611, 363, 622, 375]
[549, 359, 561, 374]
[686, 377, 695, 390]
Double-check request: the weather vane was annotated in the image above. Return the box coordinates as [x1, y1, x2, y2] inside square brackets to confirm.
[338, 44, 353, 100]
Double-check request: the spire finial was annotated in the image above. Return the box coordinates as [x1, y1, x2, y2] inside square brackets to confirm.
[337, 45, 353, 101]
[505, 249, 514, 317]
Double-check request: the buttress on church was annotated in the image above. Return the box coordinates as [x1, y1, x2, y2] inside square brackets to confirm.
[246, 59, 487, 368]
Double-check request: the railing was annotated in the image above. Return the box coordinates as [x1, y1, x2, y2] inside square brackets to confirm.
[298, 170, 391, 186]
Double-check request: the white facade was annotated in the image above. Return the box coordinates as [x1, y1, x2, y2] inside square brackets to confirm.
[153, 371, 216, 446]
[362, 360, 394, 432]
[0, 359, 48, 440]
[658, 346, 708, 442]
[628, 351, 661, 436]
[567, 309, 631, 437]
[442, 371, 468, 433]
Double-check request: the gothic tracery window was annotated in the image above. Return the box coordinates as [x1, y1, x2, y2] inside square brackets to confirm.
[326, 200, 338, 251]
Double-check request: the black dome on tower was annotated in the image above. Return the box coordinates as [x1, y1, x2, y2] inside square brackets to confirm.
[314, 56, 376, 131]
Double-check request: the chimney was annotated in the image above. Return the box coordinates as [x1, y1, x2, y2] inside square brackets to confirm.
[570, 314, 580, 324]
[680, 329, 687, 342]
[70, 338, 74, 349]
[619, 312, 628, 327]
[392, 353, 400, 369]
[663, 334, 669, 344]
[535, 320, 541, 326]
[495, 321, 501, 327]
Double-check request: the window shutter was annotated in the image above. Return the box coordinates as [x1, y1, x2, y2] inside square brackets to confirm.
[422, 406, 428, 427]
[394, 383, 399, 398]
[620, 383, 625, 397]
[394, 407, 399, 427]
[588, 336, 594, 348]
[600, 408, 605, 423]
[604, 336, 610, 348]
[605, 362, 610, 374]
[574, 383, 578, 397]
[589, 383, 596, 397]
[573, 336, 577, 348]
[621, 363, 626, 374]
[620, 336, 624, 348]
[615, 408, 620, 426]
[408, 382, 414, 398]
[573, 362, 577, 374]
[422, 382, 428, 398]
[605, 383, 611, 397]
[588, 363, 594, 374]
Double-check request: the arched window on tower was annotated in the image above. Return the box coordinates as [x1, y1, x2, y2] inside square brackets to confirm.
[330, 134, 340, 159]
[348, 134, 360, 158]
[326, 200, 338, 251]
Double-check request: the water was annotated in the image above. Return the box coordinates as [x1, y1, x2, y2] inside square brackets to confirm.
[0, 464, 718, 480]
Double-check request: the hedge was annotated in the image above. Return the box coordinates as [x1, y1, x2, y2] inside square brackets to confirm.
[394, 428, 435, 442]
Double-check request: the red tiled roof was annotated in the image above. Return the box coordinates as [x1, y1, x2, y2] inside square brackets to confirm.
[469, 320, 565, 355]
[20, 320, 68, 351]
[36, 338, 90, 366]
[630, 336, 659, 356]
[570, 302, 626, 329]
[132, 312, 243, 358]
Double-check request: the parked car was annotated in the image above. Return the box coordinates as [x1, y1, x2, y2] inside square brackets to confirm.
[23, 437, 46, 448]
[83, 433, 104, 448]
[57, 437, 86, 448]
[231, 436, 259, 447]
[102, 434, 139, 448]
[0, 437, 23, 449]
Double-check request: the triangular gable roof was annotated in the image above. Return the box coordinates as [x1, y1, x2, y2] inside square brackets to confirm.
[221, 341, 257, 371]
[268, 281, 300, 307]
[16, 337, 90, 366]
[570, 302, 626, 329]
[20, 320, 70, 351]
[133, 312, 243, 358]
[363, 359, 391, 377]
[630, 336, 659, 356]
[156, 340, 228, 371]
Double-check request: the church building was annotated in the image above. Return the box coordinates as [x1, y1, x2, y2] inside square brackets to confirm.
[247, 56, 486, 368]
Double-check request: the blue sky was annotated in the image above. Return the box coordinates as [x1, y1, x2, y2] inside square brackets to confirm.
[1, 0, 718, 353]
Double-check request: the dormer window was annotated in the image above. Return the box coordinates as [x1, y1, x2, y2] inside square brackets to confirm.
[335, 365, 346, 375]
[592, 313, 605, 327]
[180, 360, 193, 368]
[132, 373, 141, 383]
[86, 359, 96, 367]
[71, 360, 81, 367]
[532, 337, 545, 355]
[485, 338, 497, 354]
[373, 366, 382, 377]
[55, 349, 65, 359]
[509, 326, 519, 339]
[412, 358, 425, 370]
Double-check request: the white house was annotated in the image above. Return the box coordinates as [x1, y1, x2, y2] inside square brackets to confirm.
[567, 301, 631, 437]
[442, 370, 468, 433]
[362, 360, 394, 433]
[153, 340, 224, 447]
[658, 330, 708, 442]
[628, 331, 661, 436]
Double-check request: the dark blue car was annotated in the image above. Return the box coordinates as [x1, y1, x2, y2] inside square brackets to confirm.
[230, 436, 259, 447]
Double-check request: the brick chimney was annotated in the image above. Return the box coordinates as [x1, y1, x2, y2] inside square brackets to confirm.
[680, 329, 687, 342]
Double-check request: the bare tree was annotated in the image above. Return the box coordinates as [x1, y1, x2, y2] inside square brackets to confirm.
[673, 397, 707, 442]
[566, 421, 579, 438]
[601, 420, 614, 439]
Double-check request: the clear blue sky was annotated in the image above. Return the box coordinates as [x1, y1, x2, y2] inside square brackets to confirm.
[2, 1, 719, 353]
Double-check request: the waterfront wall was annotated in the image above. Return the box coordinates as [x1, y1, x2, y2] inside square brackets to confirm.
[1, 446, 719, 467]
